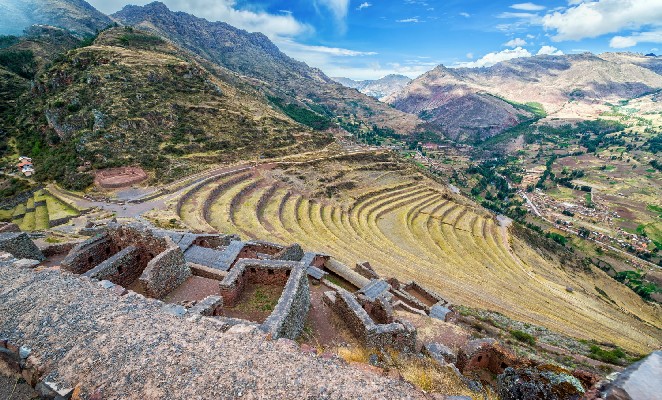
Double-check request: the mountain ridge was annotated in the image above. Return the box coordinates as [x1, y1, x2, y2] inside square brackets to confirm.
[111, 1, 422, 135]
[388, 52, 662, 142]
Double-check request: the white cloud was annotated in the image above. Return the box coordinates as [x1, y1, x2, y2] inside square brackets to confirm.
[357, 2, 372, 10]
[397, 18, 420, 23]
[504, 37, 528, 47]
[459, 12, 471, 18]
[497, 12, 539, 19]
[537, 45, 564, 55]
[610, 30, 662, 48]
[87, 0, 310, 39]
[466, 52, 474, 59]
[542, 0, 662, 41]
[454, 47, 532, 68]
[315, 0, 350, 20]
[510, 3, 546, 11]
[276, 39, 377, 56]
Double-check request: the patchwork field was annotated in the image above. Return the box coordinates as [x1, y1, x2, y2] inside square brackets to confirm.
[168, 152, 661, 353]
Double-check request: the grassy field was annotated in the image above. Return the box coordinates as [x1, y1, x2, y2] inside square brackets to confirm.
[169, 152, 661, 354]
[1, 189, 80, 231]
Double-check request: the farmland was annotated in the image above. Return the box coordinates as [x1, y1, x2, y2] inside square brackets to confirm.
[164, 151, 661, 353]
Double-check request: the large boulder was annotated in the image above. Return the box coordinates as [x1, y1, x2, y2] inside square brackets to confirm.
[497, 364, 585, 400]
[602, 350, 661, 400]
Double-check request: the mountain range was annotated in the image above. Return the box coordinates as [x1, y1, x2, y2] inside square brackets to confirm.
[380, 53, 662, 142]
[332, 74, 411, 102]
[1, 0, 662, 186]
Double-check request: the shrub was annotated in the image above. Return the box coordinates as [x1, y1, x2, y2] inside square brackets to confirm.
[511, 330, 536, 345]
[589, 345, 624, 364]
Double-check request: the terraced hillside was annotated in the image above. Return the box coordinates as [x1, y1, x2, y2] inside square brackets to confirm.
[170, 152, 661, 353]
[0, 189, 81, 231]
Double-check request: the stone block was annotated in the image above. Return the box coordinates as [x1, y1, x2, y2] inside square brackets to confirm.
[0, 232, 44, 261]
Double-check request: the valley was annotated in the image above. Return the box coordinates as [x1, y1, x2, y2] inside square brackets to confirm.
[0, 0, 661, 398]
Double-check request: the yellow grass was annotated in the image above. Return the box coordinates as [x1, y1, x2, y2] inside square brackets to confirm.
[175, 161, 662, 354]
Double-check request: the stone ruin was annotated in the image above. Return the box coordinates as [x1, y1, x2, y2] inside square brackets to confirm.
[1, 222, 633, 399]
[94, 166, 148, 189]
[58, 223, 311, 340]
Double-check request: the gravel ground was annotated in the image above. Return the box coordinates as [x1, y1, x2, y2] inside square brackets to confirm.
[0, 263, 425, 399]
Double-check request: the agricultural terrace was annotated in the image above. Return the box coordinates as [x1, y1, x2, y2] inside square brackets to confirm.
[171, 151, 661, 353]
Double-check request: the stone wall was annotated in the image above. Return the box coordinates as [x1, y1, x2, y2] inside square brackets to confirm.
[260, 263, 310, 340]
[219, 259, 294, 307]
[82, 246, 142, 286]
[61, 234, 116, 274]
[139, 243, 191, 299]
[189, 263, 227, 281]
[329, 289, 416, 352]
[0, 233, 44, 261]
[107, 223, 169, 256]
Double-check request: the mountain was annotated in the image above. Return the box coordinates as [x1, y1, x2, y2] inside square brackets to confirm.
[0, 0, 113, 37]
[3, 27, 332, 189]
[112, 2, 421, 135]
[388, 53, 662, 142]
[333, 74, 411, 102]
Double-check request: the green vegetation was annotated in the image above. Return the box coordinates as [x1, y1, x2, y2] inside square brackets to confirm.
[0, 35, 19, 49]
[0, 49, 36, 79]
[0, 176, 34, 198]
[546, 232, 568, 246]
[510, 330, 536, 345]
[269, 96, 332, 131]
[614, 270, 661, 301]
[589, 345, 625, 364]
[465, 156, 527, 220]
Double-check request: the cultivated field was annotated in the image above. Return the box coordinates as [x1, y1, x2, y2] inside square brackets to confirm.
[169, 151, 661, 353]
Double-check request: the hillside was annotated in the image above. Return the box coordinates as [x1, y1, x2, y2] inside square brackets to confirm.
[111, 2, 422, 135]
[389, 53, 662, 142]
[158, 151, 662, 353]
[0, 0, 112, 37]
[7, 27, 332, 189]
[333, 74, 411, 101]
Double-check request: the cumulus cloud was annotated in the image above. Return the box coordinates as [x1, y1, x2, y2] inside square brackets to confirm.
[466, 52, 474, 59]
[510, 3, 546, 11]
[86, 0, 310, 39]
[542, 0, 662, 41]
[610, 30, 662, 48]
[537, 45, 564, 55]
[357, 2, 372, 10]
[454, 47, 532, 68]
[504, 37, 528, 47]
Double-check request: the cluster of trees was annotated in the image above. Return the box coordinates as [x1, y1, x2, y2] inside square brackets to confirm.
[613, 270, 661, 301]
[268, 96, 332, 131]
[466, 157, 527, 221]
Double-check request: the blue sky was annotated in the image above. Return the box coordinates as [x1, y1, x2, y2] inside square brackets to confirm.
[88, 0, 662, 80]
